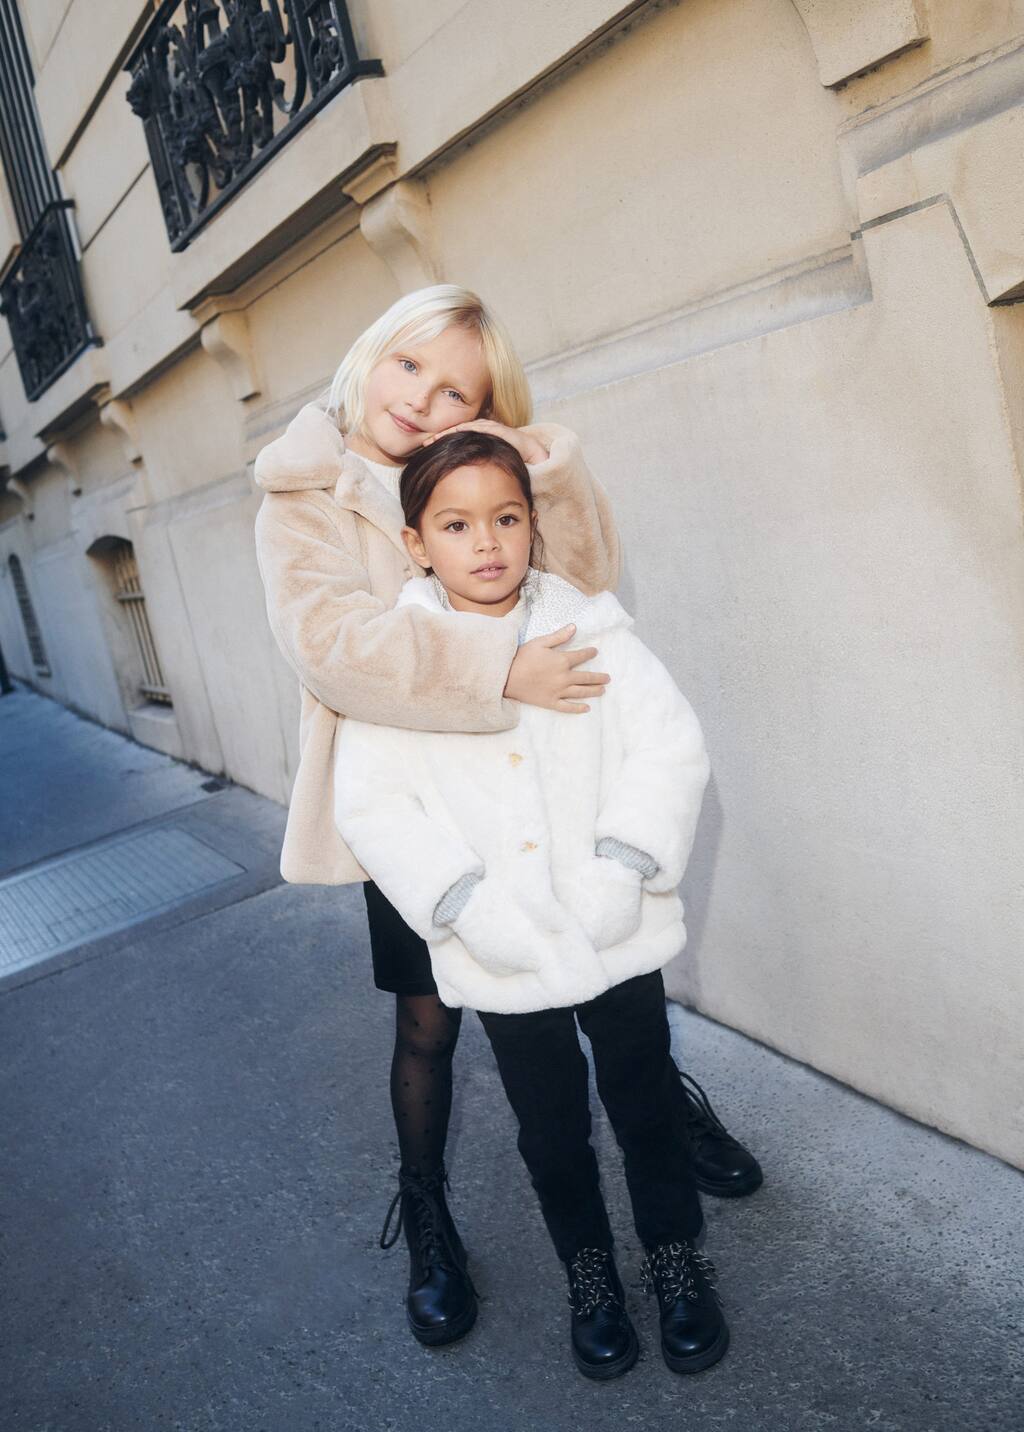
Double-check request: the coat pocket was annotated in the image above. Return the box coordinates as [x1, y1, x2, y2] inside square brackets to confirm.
[451, 876, 545, 977]
[573, 855, 643, 952]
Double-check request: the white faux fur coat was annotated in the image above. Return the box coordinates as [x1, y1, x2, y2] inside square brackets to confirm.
[333, 571, 710, 1015]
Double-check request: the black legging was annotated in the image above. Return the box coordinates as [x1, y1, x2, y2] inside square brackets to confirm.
[478, 971, 703, 1261]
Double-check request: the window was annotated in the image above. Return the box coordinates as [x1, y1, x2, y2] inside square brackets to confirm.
[8, 553, 49, 676]
[125, 0, 381, 250]
[108, 540, 172, 706]
[0, 0, 98, 400]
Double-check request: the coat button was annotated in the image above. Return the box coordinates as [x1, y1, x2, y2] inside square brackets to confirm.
[508, 752, 524, 766]
[520, 841, 538, 853]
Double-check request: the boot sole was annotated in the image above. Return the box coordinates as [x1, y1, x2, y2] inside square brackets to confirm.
[572, 1323, 640, 1381]
[662, 1320, 730, 1375]
[695, 1168, 764, 1199]
[409, 1293, 478, 1348]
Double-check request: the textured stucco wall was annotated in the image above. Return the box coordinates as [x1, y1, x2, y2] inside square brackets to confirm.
[1, 0, 1021, 1165]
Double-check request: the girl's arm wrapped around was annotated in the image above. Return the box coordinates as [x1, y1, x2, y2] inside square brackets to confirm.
[255, 491, 520, 732]
[521, 423, 621, 595]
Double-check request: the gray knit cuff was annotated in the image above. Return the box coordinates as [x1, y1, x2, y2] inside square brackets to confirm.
[595, 837, 659, 880]
[432, 872, 484, 927]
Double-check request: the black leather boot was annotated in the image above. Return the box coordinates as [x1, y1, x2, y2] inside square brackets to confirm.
[642, 1240, 729, 1374]
[565, 1247, 639, 1380]
[677, 1067, 764, 1198]
[379, 1166, 478, 1346]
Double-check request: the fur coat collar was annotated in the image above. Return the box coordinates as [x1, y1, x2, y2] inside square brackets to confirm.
[395, 568, 633, 646]
[255, 402, 409, 560]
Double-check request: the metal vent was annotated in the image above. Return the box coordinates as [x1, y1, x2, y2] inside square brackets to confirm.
[0, 826, 244, 978]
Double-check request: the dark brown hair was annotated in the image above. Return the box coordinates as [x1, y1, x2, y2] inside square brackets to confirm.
[399, 431, 544, 569]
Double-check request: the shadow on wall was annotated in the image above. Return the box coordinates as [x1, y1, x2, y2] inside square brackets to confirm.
[669, 774, 722, 1009]
[614, 545, 722, 1009]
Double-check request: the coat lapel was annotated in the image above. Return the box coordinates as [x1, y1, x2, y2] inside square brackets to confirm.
[255, 400, 410, 562]
[334, 452, 409, 563]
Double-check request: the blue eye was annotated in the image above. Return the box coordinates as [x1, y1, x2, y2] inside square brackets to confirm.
[445, 389, 466, 403]
[399, 358, 416, 372]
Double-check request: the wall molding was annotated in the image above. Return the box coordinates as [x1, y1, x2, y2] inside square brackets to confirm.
[527, 242, 871, 407]
[838, 35, 1024, 174]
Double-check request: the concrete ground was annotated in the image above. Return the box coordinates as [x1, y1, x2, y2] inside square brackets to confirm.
[1, 685, 1021, 1432]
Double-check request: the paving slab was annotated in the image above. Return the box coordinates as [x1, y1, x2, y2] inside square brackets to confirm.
[0, 686, 216, 876]
[1, 682, 1021, 1431]
[2, 876, 1021, 1432]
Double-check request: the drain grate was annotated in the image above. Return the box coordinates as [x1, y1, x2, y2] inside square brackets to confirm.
[0, 826, 245, 978]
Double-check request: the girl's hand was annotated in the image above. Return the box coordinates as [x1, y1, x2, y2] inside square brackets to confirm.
[504, 625, 610, 714]
[422, 419, 549, 465]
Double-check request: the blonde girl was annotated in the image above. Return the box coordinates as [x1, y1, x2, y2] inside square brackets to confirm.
[252, 285, 760, 1350]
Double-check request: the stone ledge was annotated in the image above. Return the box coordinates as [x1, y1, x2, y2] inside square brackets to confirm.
[838, 34, 1024, 174]
[851, 90, 1024, 303]
[527, 242, 871, 408]
[791, 0, 928, 89]
[128, 702, 185, 761]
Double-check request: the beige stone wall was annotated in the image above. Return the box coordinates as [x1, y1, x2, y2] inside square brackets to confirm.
[1, 0, 1022, 1166]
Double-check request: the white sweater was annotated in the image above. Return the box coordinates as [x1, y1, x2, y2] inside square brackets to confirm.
[333, 571, 710, 1015]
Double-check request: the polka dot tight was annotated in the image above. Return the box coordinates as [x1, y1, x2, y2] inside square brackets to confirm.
[390, 993, 463, 1177]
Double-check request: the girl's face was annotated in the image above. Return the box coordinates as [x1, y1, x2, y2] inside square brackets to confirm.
[348, 324, 491, 465]
[402, 461, 536, 618]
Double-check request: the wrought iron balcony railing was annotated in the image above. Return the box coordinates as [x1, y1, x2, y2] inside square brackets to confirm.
[0, 200, 99, 403]
[126, 0, 382, 251]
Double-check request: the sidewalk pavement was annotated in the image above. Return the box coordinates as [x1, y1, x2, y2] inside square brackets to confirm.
[1, 684, 1021, 1432]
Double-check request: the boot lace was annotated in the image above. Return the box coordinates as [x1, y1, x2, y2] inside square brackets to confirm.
[567, 1248, 620, 1318]
[641, 1241, 721, 1306]
[677, 1067, 742, 1149]
[379, 1166, 458, 1273]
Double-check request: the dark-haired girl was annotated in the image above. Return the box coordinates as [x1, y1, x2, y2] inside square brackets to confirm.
[334, 429, 730, 1378]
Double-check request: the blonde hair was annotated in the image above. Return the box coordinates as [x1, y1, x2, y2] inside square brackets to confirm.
[327, 285, 532, 434]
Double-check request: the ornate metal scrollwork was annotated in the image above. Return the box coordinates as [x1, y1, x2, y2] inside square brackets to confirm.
[0, 203, 99, 403]
[126, 0, 382, 249]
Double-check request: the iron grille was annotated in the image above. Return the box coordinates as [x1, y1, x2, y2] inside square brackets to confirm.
[0, 0, 99, 401]
[125, 0, 382, 251]
[112, 542, 172, 705]
[0, 200, 98, 401]
[7, 554, 49, 676]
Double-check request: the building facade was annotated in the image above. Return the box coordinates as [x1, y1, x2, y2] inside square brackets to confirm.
[1, 0, 1022, 1166]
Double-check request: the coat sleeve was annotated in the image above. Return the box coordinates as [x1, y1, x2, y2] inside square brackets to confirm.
[254, 490, 521, 730]
[525, 424, 621, 596]
[595, 632, 711, 894]
[333, 722, 483, 939]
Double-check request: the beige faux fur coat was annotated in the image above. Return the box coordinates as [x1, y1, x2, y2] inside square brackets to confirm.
[253, 403, 621, 884]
